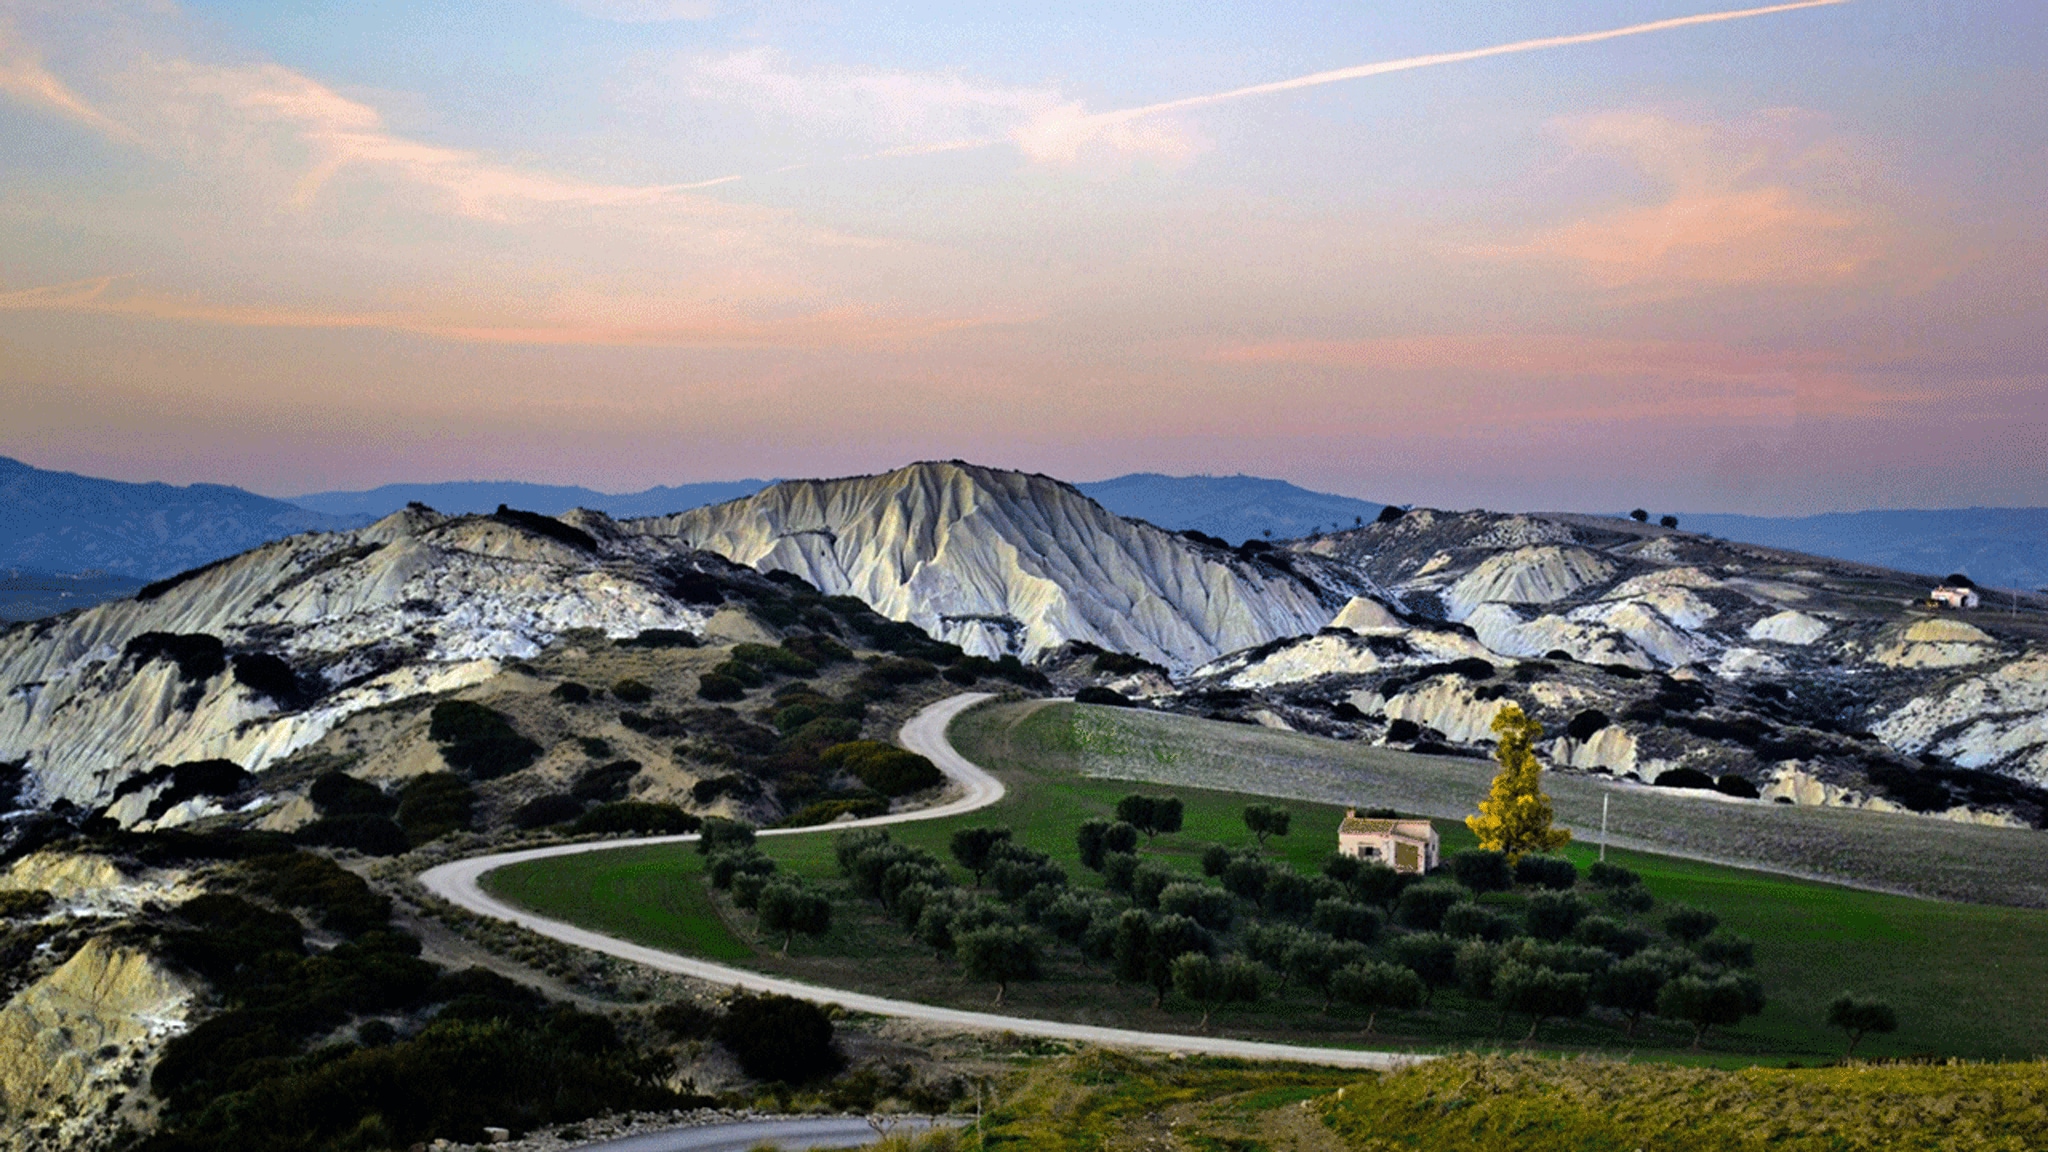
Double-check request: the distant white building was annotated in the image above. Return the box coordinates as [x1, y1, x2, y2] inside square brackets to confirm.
[1337, 810, 1439, 873]
[1931, 582, 1981, 610]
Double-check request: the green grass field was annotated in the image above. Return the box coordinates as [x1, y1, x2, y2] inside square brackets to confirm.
[484, 700, 2048, 1062]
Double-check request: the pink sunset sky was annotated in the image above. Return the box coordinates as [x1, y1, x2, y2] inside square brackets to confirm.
[1, 0, 2042, 513]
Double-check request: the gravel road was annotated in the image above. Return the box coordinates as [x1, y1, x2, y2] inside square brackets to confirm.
[417, 692, 1419, 1071]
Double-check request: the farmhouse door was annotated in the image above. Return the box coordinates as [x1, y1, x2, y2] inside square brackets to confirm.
[1395, 842, 1420, 872]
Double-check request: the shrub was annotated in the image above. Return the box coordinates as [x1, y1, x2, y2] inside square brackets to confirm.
[1663, 905, 1720, 945]
[1116, 794, 1184, 838]
[570, 759, 639, 804]
[620, 629, 700, 649]
[573, 799, 700, 832]
[428, 701, 541, 780]
[1587, 860, 1640, 890]
[1572, 915, 1651, 958]
[1496, 961, 1592, 1040]
[123, 632, 227, 681]
[1394, 881, 1468, 931]
[1101, 852, 1140, 894]
[295, 815, 410, 857]
[1659, 973, 1764, 1047]
[697, 817, 757, 856]
[1115, 912, 1214, 1006]
[1199, 843, 1234, 877]
[1079, 820, 1137, 871]
[652, 1001, 719, 1040]
[1312, 898, 1385, 944]
[610, 678, 655, 705]
[950, 826, 1014, 885]
[396, 774, 475, 844]
[1525, 890, 1591, 941]
[1392, 932, 1461, 1004]
[306, 771, 393, 818]
[511, 794, 584, 829]
[821, 741, 944, 796]
[1653, 767, 1717, 790]
[1446, 849, 1513, 894]
[1074, 686, 1135, 707]
[1606, 885, 1655, 914]
[1441, 902, 1514, 942]
[1455, 939, 1505, 1000]
[231, 653, 304, 705]
[1715, 774, 1761, 799]
[1660, 515, 1679, 529]
[696, 673, 746, 702]
[707, 849, 777, 890]
[1697, 931, 1756, 969]
[1596, 953, 1672, 1035]
[0, 889, 53, 919]
[1158, 882, 1236, 931]
[1566, 709, 1610, 742]
[551, 682, 592, 703]
[715, 994, 841, 1083]
[1515, 854, 1578, 891]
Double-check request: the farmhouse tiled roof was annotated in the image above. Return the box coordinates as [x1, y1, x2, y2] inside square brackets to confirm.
[1340, 814, 1433, 837]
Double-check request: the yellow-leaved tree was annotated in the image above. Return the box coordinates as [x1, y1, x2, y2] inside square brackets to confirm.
[1466, 703, 1570, 863]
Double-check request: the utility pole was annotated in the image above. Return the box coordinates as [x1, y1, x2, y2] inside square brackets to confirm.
[1600, 794, 1610, 862]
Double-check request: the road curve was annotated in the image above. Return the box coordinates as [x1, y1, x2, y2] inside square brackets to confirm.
[419, 692, 1420, 1071]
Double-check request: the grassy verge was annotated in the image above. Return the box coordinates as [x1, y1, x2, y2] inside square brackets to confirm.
[961, 1050, 2048, 1151]
[482, 701, 2048, 1061]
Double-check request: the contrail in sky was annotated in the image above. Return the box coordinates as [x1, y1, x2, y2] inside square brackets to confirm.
[1068, 0, 1850, 134]
[703, 0, 1850, 181]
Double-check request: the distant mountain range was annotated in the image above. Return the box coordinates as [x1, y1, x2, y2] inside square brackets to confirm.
[0, 456, 359, 581]
[4, 453, 2045, 620]
[0, 568, 146, 623]
[1680, 509, 2048, 593]
[1075, 473, 1387, 543]
[289, 479, 773, 520]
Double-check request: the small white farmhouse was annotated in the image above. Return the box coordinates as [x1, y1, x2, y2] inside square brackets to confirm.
[1931, 582, 1981, 609]
[1338, 810, 1439, 874]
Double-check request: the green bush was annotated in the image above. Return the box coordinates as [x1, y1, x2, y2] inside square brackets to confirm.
[511, 794, 584, 829]
[1515, 854, 1579, 890]
[696, 673, 746, 702]
[572, 802, 700, 836]
[714, 994, 841, 1083]
[820, 740, 943, 796]
[307, 772, 393, 818]
[428, 701, 541, 780]
[1395, 880, 1468, 930]
[611, 678, 655, 704]
[396, 774, 476, 844]
[295, 814, 410, 857]
[1446, 849, 1513, 894]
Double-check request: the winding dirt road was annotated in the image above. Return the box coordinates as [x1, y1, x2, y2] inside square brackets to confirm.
[418, 692, 1418, 1070]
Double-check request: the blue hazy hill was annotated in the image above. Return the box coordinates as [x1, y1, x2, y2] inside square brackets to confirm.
[0, 456, 361, 580]
[1680, 508, 2048, 593]
[290, 479, 771, 520]
[1077, 473, 1386, 544]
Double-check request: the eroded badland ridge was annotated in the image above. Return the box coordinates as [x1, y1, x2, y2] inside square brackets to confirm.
[1, 460, 2046, 1149]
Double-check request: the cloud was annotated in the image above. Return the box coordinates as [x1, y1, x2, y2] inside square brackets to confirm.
[0, 273, 1019, 350]
[560, 0, 719, 22]
[1485, 110, 1884, 288]
[0, 18, 135, 139]
[139, 59, 751, 222]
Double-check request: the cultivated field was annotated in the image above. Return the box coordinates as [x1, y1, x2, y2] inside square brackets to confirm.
[983, 702, 2048, 907]
[483, 700, 2048, 1062]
